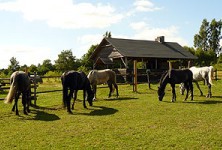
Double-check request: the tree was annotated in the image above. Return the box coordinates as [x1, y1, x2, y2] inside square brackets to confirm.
[103, 31, 112, 38]
[29, 64, 38, 73]
[8, 57, 20, 72]
[81, 44, 98, 70]
[54, 50, 77, 72]
[209, 19, 222, 55]
[38, 59, 54, 75]
[194, 18, 222, 53]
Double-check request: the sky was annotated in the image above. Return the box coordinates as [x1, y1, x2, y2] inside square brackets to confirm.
[0, 0, 221, 69]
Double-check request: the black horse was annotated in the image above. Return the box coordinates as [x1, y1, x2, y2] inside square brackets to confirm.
[4, 71, 31, 115]
[157, 69, 193, 102]
[61, 71, 94, 114]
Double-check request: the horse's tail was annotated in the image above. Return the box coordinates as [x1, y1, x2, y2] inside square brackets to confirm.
[4, 80, 17, 104]
[208, 66, 214, 85]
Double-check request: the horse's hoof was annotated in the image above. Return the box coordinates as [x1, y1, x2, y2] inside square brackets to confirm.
[68, 111, 73, 114]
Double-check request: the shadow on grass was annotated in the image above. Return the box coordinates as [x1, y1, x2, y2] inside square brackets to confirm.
[184, 100, 222, 105]
[73, 106, 118, 116]
[88, 106, 118, 116]
[104, 96, 138, 101]
[31, 110, 60, 121]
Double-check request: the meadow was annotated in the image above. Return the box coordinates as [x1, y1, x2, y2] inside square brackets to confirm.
[0, 74, 222, 149]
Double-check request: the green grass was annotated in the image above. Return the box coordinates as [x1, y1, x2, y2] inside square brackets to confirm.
[1, 77, 222, 149]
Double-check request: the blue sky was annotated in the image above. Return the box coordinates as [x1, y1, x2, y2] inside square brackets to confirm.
[0, 0, 221, 69]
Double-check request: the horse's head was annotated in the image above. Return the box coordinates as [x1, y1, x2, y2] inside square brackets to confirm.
[87, 91, 94, 106]
[157, 87, 165, 101]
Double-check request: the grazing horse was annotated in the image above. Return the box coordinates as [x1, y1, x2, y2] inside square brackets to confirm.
[87, 69, 119, 100]
[158, 69, 193, 102]
[61, 71, 94, 114]
[4, 71, 31, 115]
[180, 66, 214, 98]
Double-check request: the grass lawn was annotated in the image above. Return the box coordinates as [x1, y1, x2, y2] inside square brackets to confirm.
[0, 75, 222, 149]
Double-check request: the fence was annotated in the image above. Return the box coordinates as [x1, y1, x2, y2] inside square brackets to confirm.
[0, 69, 218, 102]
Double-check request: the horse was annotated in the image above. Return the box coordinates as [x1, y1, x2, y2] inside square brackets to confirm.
[87, 69, 119, 100]
[180, 66, 214, 98]
[61, 71, 94, 114]
[4, 71, 31, 115]
[157, 69, 193, 102]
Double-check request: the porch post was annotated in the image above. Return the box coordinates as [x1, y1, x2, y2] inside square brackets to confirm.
[133, 60, 137, 92]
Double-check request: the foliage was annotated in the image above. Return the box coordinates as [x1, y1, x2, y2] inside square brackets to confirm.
[8, 57, 20, 72]
[1, 75, 222, 149]
[81, 44, 98, 70]
[54, 49, 78, 72]
[37, 59, 55, 75]
[194, 18, 222, 54]
[103, 31, 112, 38]
[44, 71, 61, 77]
[194, 48, 217, 66]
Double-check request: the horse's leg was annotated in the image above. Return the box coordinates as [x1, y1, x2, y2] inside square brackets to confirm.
[67, 89, 74, 114]
[22, 93, 28, 115]
[205, 79, 212, 98]
[83, 90, 87, 108]
[180, 83, 185, 95]
[114, 83, 119, 98]
[107, 81, 112, 98]
[92, 84, 97, 100]
[13, 92, 20, 115]
[27, 90, 31, 113]
[171, 84, 176, 102]
[190, 81, 194, 100]
[194, 81, 203, 96]
[184, 82, 189, 101]
[72, 90, 77, 110]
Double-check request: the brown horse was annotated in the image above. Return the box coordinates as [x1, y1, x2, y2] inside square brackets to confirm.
[87, 69, 119, 100]
[4, 71, 31, 115]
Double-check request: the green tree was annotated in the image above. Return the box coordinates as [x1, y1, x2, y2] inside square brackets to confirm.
[194, 18, 222, 53]
[209, 19, 222, 55]
[54, 49, 77, 73]
[38, 59, 54, 75]
[81, 44, 98, 70]
[29, 64, 38, 73]
[103, 31, 112, 38]
[8, 57, 20, 72]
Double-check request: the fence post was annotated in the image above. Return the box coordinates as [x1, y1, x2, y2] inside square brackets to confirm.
[146, 69, 151, 89]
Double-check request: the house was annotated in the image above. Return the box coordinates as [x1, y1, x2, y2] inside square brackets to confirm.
[90, 36, 197, 70]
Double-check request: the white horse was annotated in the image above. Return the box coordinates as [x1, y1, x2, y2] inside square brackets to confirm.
[180, 66, 214, 98]
[87, 69, 119, 100]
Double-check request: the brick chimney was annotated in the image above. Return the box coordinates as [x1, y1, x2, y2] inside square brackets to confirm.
[155, 36, 165, 43]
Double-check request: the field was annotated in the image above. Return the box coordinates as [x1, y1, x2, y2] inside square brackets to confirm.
[0, 74, 222, 149]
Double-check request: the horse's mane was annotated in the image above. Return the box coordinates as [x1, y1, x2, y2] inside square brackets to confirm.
[159, 70, 168, 84]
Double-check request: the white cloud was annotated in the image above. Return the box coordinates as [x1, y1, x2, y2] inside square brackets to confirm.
[0, 0, 124, 29]
[133, 0, 162, 12]
[75, 34, 103, 58]
[0, 45, 54, 68]
[130, 22, 188, 46]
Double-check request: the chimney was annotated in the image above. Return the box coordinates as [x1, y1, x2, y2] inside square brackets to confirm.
[155, 36, 165, 43]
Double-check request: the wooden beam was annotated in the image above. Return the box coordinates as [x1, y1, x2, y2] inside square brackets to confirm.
[133, 60, 137, 92]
